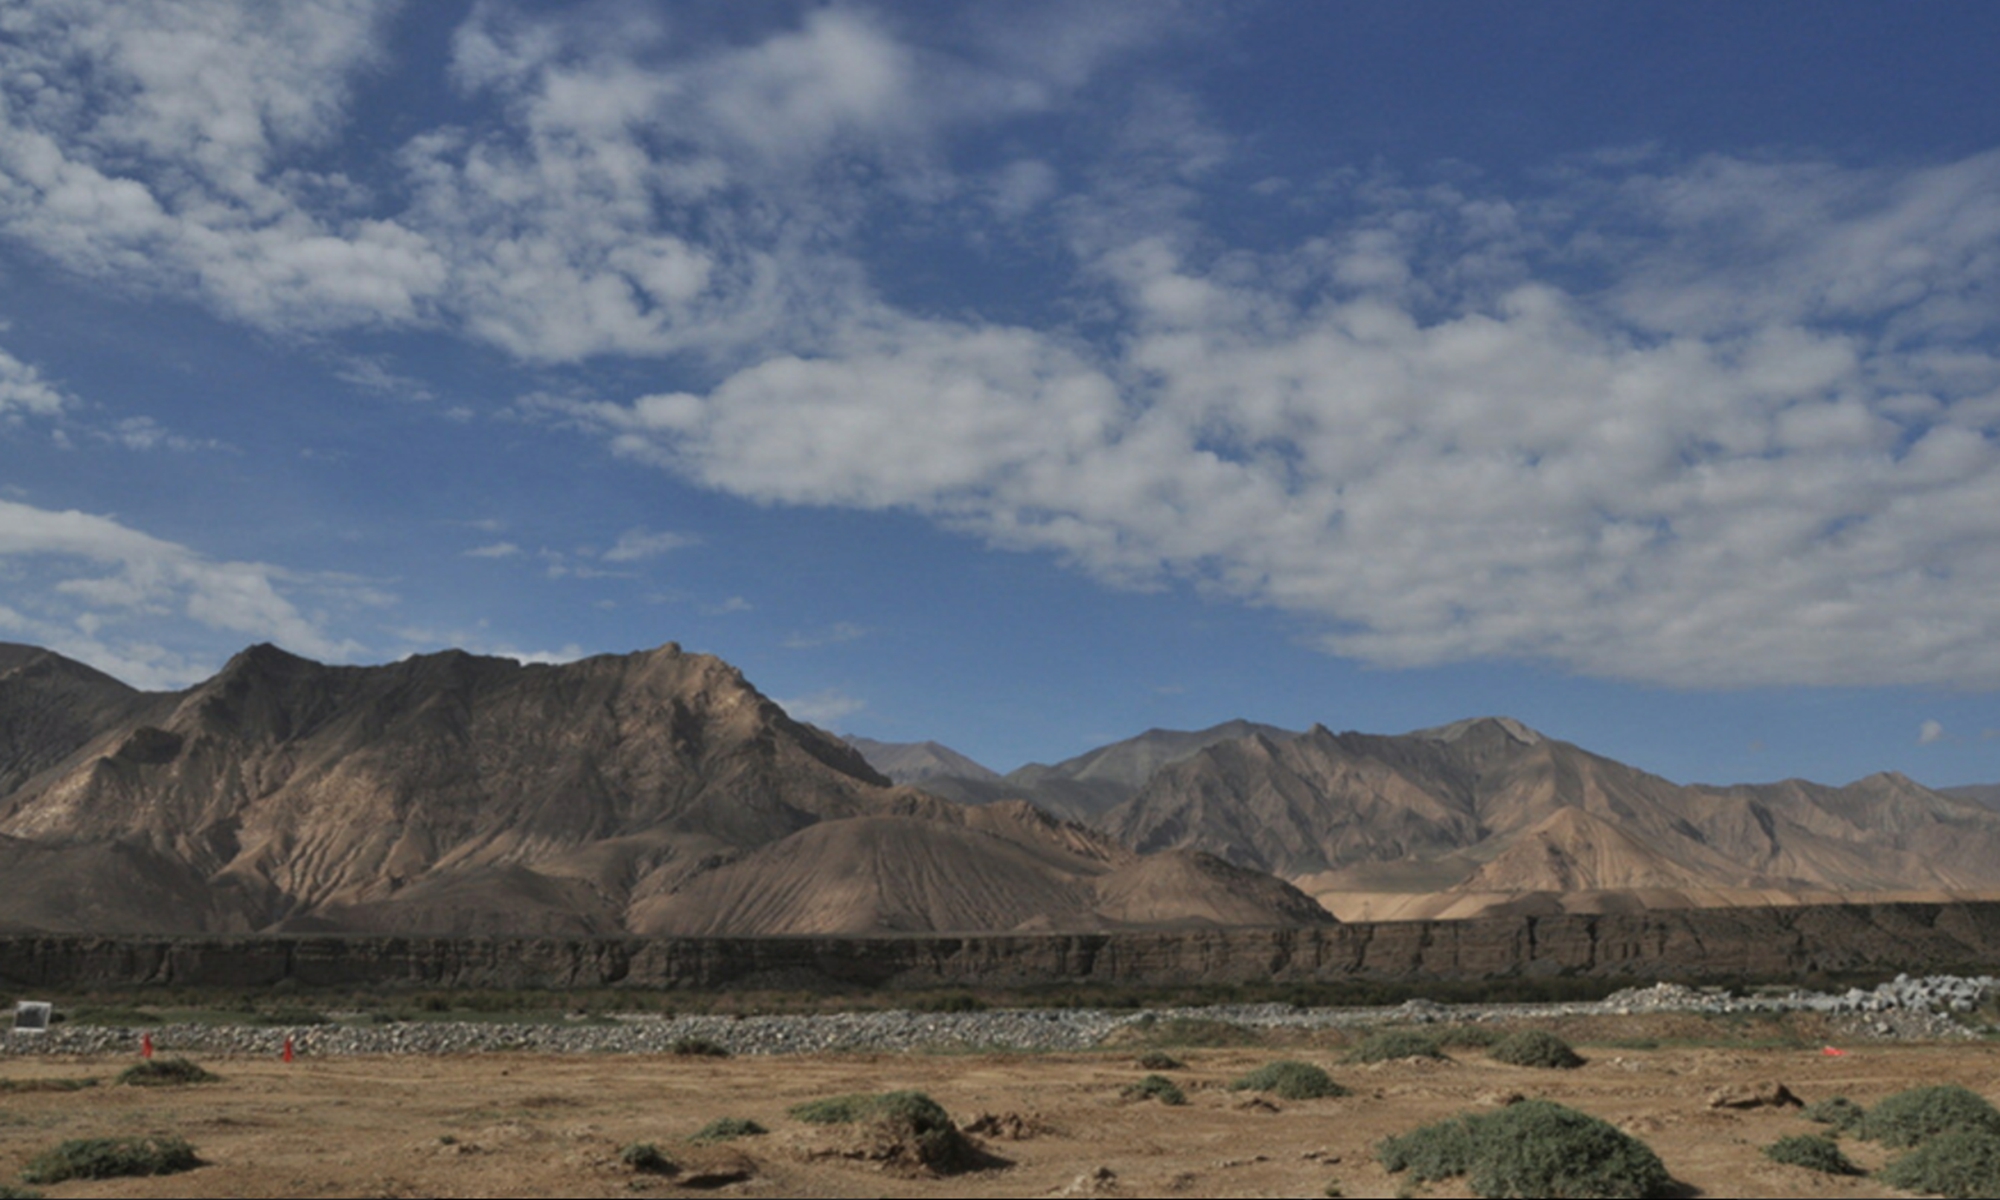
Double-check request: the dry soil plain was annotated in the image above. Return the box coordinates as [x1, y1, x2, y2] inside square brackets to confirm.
[3, 1010, 1997, 1198]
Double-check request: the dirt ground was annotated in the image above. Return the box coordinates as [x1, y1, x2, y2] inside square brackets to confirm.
[2, 1022, 1994, 1198]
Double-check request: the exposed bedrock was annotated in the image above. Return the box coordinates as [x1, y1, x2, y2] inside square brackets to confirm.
[7, 901, 2000, 992]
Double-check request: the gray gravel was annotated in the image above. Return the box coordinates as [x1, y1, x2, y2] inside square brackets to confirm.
[6, 973, 1995, 1059]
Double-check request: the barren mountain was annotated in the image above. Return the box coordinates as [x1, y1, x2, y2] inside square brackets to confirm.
[842, 737, 1001, 785]
[1102, 716, 2000, 918]
[0, 644, 1331, 936]
[1946, 784, 2000, 811]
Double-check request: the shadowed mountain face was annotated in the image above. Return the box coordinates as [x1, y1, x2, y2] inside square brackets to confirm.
[1101, 717, 2000, 918]
[0, 644, 1333, 936]
[842, 737, 1001, 785]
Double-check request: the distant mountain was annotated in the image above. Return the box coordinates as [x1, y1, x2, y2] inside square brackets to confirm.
[843, 737, 1001, 785]
[0, 643, 1331, 936]
[1945, 784, 2000, 811]
[1100, 717, 2000, 919]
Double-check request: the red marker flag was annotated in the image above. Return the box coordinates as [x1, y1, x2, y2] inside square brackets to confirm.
[1821, 1045, 1846, 1056]
[282, 1035, 295, 1063]
[140, 1032, 153, 1059]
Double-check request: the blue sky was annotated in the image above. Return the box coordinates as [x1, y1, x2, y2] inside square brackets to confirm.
[2, 1, 1998, 788]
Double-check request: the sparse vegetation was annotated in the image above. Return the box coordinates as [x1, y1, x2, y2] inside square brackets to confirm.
[619, 1142, 676, 1174]
[668, 1037, 730, 1058]
[1229, 1060, 1348, 1100]
[1344, 1030, 1446, 1064]
[1122, 1074, 1187, 1105]
[115, 1057, 218, 1087]
[1802, 1094, 1867, 1131]
[1857, 1085, 2000, 1148]
[1439, 1024, 1500, 1049]
[1878, 1128, 2000, 1198]
[1117, 1015, 1263, 1048]
[1763, 1133, 1860, 1174]
[1488, 1030, 1585, 1069]
[1378, 1100, 1672, 1199]
[0, 1185, 43, 1199]
[691, 1117, 767, 1142]
[19, 1136, 199, 1184]
[1136, 1050, 1184, 1070]
[0, 1077, 97, 1093]
[918, 993, 986, 1013]
[787, 1090, 983, 1174]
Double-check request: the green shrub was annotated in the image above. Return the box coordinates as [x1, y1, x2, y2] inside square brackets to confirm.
[1489, 1030, 1585, 1070]
[691, 1117, 767, 1142]
[668, 1037, 730, 1058]
[1763, 1134, 1859, 1174]
[20, 1137, 199, 1184]
[1801, 1094, 1866, 1131]
[1136, 1051, 1184, 1071]
[1229, 1060, 1348, 1100]
[1122, 1074, 1187, 1106]
[788, 1090, 981, 1174]
[115, 1057, 218, 1087]
[1440, 1025, 1500, 1049]
[1343, 1030, 1446, 1064]
[0, 1077, 97, 1093]
[1878, 1128, 2000, 1198]
[1378, 1100, 1672, 1199]
[0, 1185, 43, 1199]
[1858, 1085, 2000, 1149]
[619, 1142, 675, 1174]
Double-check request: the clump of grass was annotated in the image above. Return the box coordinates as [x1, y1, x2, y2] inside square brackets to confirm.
[690, 1117, 767, 1143]
[619, 1142, 676, 1174]
[1136, 1051, 1183, 1071]
[1857, 1085, 2000, 1149]
[1439, 1025, 1500, 1049]
[1343, 1030, 1446, 1064]
[1378, 1100, 1672, 1199]
[1122, 1074, 1187, 1106]
[1878, 1129, 2000, 1199]
[0, 1077, 97, 1093]
[1229, 1060, 1348, 1100]
[668, 1037, 730, 1058]
[115, 1057, 218, 1087]
[1802, 1095, 1866, 1131]
[1488, 1030, 1585, 1070]
[0, 1186, 44, 1199]
[787, 1090, 983, 1174]
[1763, 1134, 1860, 1175]
[20, 1137, 199, 1184]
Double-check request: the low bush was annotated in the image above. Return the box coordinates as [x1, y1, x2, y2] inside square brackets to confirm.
[1440, 1025, 1500, 1049]
[1121, 1074, 1187, 1106]
[1378, 1100, 1673, 1199]
[619, 1142, 675, 1174]
[1801, 1094, 1866, 1131]
[1229, 1061, 1348, 1100]
[115, 1057, 218, 1087]
[20, 1136, 199, 1184]
[1136, 1051, 1184, 1071]
[0, 1077, 97, 1093]
[1763, 1133, 1860, 1174]
[1857, 1085, 2000, 1149]
[1878, 1128, 2000, 1199]
[668, 1037, 730, 1058]
[1488, 1030, 1585, 1070]
[690, 1117, 767, 1142]
[1343, 1030, 1447, 1064]
[787, 1090, 982, 1174]
[0, 1185, 42, 1199]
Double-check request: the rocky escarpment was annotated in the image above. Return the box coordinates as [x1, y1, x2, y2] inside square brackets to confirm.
[6, 901, 2000, 993]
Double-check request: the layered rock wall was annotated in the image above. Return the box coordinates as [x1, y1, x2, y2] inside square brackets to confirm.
[8, 902, 2000, 992]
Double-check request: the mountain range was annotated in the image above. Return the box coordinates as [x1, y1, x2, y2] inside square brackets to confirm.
[6, 638, 1998, 938]
[0, 642, 1325, 936]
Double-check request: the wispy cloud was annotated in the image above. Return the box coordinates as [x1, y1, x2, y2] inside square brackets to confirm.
[775, 688, 866, 727]
[463, 541, 520, 559]
[782, 622, 867, 650]
[601, 527, 699, 562]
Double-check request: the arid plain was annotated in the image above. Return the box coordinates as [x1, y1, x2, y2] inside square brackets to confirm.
[4, 1014, 1995, 1198]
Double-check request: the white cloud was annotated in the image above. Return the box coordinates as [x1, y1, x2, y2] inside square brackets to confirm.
[781, 622, 867, 650]
[775, 688, 866, 727]
[0, 496, 366, 687]
[0, 344, 68, 418]
[600, 527, 698, 562]
[463, 541, 520, 559]
[568, 151, 2000, 690]
[1919, 719, 1946, 745]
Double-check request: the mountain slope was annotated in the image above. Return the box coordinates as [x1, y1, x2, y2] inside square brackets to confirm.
[844, 737, 1001, 785]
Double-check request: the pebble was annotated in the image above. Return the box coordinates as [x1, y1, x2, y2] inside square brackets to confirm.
[5, 973, 1995, 1059]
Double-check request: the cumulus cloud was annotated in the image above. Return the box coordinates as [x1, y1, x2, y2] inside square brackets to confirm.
[569, 152, 2000, 690]
[0, 497, 367, 687]
[0, 344, 68, 419]
[1919, 719, 1946, 745]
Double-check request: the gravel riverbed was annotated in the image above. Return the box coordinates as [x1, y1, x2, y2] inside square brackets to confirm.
[6, 973, 1994, 1059]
